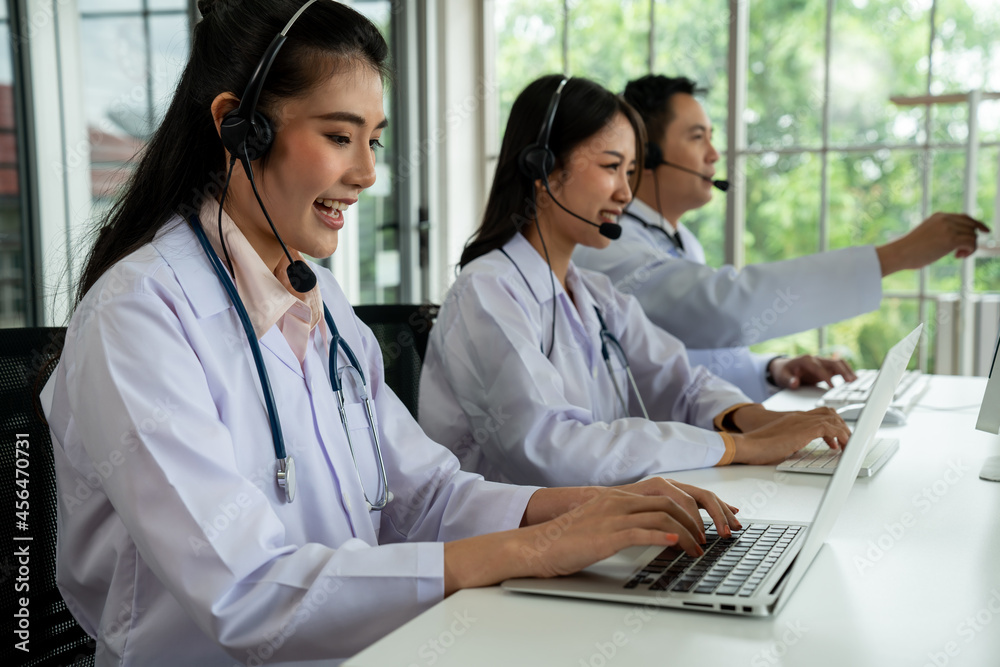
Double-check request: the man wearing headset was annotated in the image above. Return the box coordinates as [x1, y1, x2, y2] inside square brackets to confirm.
[573, 74, 989, 402]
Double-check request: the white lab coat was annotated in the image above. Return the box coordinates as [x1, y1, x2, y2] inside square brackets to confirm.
[40, 219, 536, 667]
[572, 199, 885, 401]
[572, 198, 883, 350]
[418, 233, 752, 488]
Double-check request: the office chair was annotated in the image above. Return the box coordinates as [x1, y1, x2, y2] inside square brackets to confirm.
[0, 327, 96, 667]
[353, 304, 439, 420]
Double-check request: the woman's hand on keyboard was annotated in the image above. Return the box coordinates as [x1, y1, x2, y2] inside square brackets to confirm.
[730, 407, 852, 465]
[515, 487, 720, 578]
[615, 477, 742, 539]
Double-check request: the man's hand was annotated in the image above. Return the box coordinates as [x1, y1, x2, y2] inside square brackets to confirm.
[768, 355, 856, 390]
[877, 212, 990, 276]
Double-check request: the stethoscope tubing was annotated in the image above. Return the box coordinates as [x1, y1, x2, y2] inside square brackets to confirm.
[189, 215, 389, 509]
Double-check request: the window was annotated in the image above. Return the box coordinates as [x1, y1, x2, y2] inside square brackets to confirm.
[355, 0, 402, 304]
[0, 2, 29, 327]
[79, 0, 191, 214]
[490, 0, 1000, 374]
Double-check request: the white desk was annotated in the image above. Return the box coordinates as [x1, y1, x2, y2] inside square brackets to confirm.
[347, 377, 1000, 667]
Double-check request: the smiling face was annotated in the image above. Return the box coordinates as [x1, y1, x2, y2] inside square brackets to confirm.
[538, 111, 637, 254]
[655, 93, 720, 218]
[216, 62, 386, 270]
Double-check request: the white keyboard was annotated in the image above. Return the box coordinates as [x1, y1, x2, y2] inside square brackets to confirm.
[777, 437, 900, 477]
[818, 369, 929, 412]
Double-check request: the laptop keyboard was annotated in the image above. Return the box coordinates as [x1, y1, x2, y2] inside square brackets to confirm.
[781, 437, 898, 471]
[820, 368, 922, 406]
[623, 523, 803, 597]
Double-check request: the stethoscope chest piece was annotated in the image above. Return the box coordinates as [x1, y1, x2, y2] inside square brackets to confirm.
[277, 456, 296, 503]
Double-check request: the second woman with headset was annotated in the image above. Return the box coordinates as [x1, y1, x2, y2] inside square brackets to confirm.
[419, 75, 851, 488]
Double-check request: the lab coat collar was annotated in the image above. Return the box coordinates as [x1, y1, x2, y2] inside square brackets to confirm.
[499, 232, 568, 306]
[150, 219, 307, 379]
[197, 199, 324, 341]
[152, 218, 233, 320]
[626, 197, 678, 233]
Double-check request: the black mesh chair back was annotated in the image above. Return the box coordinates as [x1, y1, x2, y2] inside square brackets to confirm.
[0, 328, 96, 666]
[353, 304, 439, 420]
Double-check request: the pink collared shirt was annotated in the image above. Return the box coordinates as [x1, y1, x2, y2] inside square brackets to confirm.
[200, 199, 323, 363]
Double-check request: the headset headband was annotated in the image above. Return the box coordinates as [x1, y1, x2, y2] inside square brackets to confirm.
[234, 0, 322, 122]
[536, 77, 568, 154]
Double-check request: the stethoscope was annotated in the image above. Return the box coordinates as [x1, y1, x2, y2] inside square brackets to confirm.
[622, 209, 685, 257]
[499, 247, 649, 420]
[592, 306, 649, 420]
[188, 215, 390, 509]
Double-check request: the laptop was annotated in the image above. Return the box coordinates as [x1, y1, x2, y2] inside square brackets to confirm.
[817, 367, 929, 414]
[776, 434, 899, 477]
[502, 324, 922, 617]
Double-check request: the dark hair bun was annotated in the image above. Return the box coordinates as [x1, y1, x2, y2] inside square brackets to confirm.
[197, 0, 218, 16]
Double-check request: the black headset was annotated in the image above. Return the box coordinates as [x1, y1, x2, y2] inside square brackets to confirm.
[517, 78, 568, 184]
[517, 77, 622, 241]
[645, 140, 729, 192]
[217, 0, 323, 293]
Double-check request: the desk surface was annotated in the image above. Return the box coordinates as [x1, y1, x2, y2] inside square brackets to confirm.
[348, 376, 1000, 667]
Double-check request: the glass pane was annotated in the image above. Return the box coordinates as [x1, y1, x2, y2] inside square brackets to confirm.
[652, 0, 730, 159]
[931, 101, 969, 145]
[978, 99, 1000, 143]
[80, 0, 142, 12]
[746, 1, 826, 150]
[354, 1, 399, 303]
[80, 15, 150, 205]
[975, 146, 1000, 292]
[494, 0, 563, 143]
[928, 149, 968, 292]
[149, 0, 187, 9]
[827, 149, 924, 293]
[565, 0, 648, 93]
[825, 298, 922, 370]
[931, 0, 1000, 96]
[149, 13, 190, 125]
[743, 151, 821, 265]
[829, 0, 930, 146]
[0, 18, 25, 327]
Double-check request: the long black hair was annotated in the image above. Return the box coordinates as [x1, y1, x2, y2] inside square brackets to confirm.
[459, 75, 645, 269]
[75, 0, 390, 305]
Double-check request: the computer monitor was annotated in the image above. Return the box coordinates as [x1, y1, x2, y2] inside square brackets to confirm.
[975, 323, 1000, 481]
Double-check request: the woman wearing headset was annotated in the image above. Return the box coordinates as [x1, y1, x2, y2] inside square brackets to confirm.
[418, 75, 851, 488]
[40, 3, 743, 664]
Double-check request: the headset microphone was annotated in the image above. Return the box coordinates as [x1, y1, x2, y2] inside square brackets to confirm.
[644, 142, 729, 192]
[518, 77, 622, 241]
[218, 0, 321, 293]
[541, 181, 622, 239]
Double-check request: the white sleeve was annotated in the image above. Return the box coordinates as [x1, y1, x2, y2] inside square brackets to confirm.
[608, 285, 754, 427]
[59, 287, 532, 661]
[349, 316, 538, 544]
[582, 242, 883, 349]
[429, 276, 739, 488]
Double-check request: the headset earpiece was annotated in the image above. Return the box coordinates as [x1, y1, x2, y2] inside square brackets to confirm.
[644, 141, 663, 170]
[518, 77, 569, 184]
[518, 143, 555, 183]
[220, 109, 275, 175]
